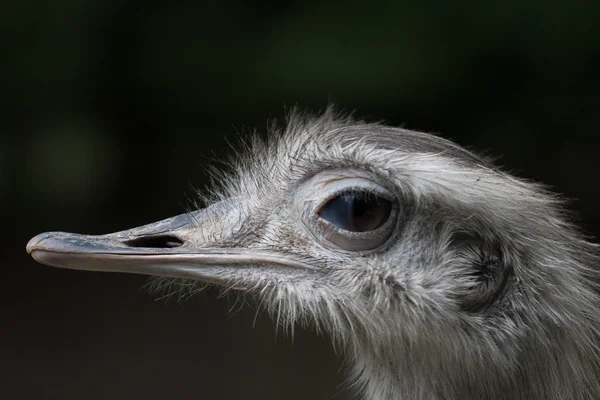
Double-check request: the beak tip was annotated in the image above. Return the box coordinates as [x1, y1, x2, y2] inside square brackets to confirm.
[26, 233, 49, 255]
[26, 232, 74, 268]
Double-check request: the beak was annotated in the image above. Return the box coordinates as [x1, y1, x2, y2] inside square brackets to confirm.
[26, 199, 313, 281]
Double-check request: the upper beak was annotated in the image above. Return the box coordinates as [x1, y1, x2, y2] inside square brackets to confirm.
[26, 199, 312, 281]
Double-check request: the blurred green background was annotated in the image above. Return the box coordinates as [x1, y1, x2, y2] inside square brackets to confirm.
[3, 1, 600, 399]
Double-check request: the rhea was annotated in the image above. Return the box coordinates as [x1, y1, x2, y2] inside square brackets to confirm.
[27, 109, 600, 399]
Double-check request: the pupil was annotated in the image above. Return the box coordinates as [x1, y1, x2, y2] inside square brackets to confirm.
[351, 194, 387, 231]
[353, 197, 369, 217]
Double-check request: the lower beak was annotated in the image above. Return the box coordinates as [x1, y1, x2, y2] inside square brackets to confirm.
[26, 201, 313, 281]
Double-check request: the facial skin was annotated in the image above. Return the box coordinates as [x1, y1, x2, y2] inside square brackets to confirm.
[27, 109, 600, 400]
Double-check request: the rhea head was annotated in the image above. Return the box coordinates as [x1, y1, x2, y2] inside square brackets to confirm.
[27, 109, 600, 400]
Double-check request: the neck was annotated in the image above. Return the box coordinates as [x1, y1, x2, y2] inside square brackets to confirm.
[348, 322, 600, 400]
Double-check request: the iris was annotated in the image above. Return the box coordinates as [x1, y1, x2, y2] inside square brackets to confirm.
[318, 191, 391, 232]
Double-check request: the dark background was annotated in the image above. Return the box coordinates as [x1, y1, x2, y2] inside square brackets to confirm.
[3, 1, 600, 399]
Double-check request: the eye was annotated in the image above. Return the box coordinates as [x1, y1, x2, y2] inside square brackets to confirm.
[318, 191, 392, 232]
[299, 170, 399, 252]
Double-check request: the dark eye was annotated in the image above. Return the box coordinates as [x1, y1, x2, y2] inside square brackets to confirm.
[318, 191, 392, 232]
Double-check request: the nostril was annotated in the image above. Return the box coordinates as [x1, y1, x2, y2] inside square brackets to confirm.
[123, 235, 184, 249]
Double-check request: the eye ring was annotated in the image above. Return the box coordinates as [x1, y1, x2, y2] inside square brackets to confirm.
[313, 188, 398, 252]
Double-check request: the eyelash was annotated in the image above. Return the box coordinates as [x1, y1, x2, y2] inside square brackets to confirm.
[316, 187, 394, 214]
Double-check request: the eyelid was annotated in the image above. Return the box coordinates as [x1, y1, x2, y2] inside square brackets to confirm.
[313, 206, 398, 253]
[317, 186, 395, 212]
[313, 178, 395, 215]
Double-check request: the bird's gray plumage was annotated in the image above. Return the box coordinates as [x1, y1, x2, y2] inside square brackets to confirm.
[27, 107, 600, 400]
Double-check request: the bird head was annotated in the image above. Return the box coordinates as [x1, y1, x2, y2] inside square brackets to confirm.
[27, 109, 600, 399]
